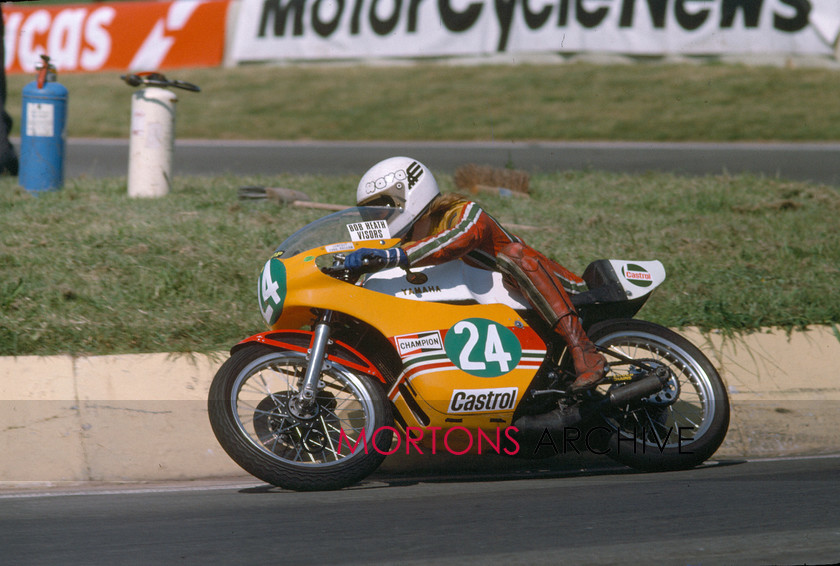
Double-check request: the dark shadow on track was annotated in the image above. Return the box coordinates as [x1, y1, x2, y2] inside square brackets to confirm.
[237, 454, 746, 493]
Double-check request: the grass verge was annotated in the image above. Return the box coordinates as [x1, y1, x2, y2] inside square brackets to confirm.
[1, 170, 838, 356]
[7, 62, 840, 142]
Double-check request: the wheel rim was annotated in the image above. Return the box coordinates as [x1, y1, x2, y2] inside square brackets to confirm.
[231, 352, 377, 467]
[596, 330, 718, 450]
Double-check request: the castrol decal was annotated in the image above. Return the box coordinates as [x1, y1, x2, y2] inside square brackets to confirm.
[448, 387, 518, 414]
[621, 263, 653, 288]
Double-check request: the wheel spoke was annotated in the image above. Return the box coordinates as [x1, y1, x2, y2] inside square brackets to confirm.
[669, 403, 702, 430]
[318, 415, 340, 456]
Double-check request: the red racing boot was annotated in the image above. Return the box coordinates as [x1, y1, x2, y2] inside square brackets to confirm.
[554, 313, 607, 391]
[496, 242, 607, 392]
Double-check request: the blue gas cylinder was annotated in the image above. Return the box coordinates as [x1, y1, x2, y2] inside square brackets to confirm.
[20, 56, 68, 193]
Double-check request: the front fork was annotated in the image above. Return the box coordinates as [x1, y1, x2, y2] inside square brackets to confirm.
[291, 310, 333, 416]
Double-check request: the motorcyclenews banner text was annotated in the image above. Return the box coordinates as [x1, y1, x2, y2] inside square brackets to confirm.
[337, 426, 697, 457]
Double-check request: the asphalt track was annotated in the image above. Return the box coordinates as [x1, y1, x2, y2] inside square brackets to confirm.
[66, 138, 840, 185]
[1, 454, 838, 565]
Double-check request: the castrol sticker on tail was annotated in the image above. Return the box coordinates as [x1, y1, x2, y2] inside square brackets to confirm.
[621, 263, 653, 287]
[609, 259, 666, 300]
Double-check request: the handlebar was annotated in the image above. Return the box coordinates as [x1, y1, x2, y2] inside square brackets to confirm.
[320, 254, 386, 282]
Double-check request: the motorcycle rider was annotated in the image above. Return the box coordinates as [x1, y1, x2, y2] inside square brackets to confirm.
[345, 156, 606, 391]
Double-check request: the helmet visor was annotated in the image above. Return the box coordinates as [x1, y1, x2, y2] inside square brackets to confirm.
[358, 184, 407, 210]
[360, 195, 398, 208]
[358, 205, 405, 224]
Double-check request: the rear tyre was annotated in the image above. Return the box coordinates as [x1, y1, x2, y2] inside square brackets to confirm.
[588, 320, 730, 471]
[208, 344, 393, 491]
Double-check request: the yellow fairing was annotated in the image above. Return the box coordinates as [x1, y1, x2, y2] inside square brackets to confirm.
[271, 239, 547, 431]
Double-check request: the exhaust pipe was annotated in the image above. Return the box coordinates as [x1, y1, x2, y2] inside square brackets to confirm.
[512, 404, 590, 435]
[607, 374, 666, 407]
[512, 371, 668, 435]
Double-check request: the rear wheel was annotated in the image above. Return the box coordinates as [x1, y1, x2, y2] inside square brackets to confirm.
[588, 320, 729, 471]
[208, 344, 393, 490]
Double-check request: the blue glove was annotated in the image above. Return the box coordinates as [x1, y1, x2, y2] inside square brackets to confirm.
[345, 247, 408, 273]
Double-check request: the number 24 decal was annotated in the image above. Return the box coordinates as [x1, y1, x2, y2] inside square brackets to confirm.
[444, 318, 522, 378]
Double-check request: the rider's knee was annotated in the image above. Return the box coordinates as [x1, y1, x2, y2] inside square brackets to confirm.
[499, 242, 542, 272]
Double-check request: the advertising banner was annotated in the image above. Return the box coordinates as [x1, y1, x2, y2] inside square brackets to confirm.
[230, 0, 840, 62]
[3, 0, 231, 74]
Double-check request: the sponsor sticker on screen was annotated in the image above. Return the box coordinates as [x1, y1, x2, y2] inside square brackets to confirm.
[346, 220, 391, 242]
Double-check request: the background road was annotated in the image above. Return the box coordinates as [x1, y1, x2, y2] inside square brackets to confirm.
[1, 454, 838, 565]
[65, 138, 840, 185]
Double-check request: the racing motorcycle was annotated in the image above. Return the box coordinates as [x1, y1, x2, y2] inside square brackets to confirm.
[208, 207, 730, 491]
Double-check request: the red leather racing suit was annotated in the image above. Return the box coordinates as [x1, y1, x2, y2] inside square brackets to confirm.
[400, 196, 606, 390]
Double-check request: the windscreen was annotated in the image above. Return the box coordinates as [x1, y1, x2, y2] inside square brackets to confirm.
[272, 207, 404, 258]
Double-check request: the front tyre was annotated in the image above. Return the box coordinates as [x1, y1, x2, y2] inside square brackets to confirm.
[589, 320, 730, 471]
[208, 344, 393, 491]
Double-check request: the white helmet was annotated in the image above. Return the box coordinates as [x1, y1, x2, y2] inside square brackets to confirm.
[356, 156, 440, 237]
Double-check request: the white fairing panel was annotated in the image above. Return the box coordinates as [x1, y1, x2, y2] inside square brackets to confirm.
[363, 261, 530, 309]
[363, 259, 665, 306]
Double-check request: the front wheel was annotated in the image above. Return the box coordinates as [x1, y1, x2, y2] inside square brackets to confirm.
[588, 319, 730, 471]
[208, 344, 393, 491]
